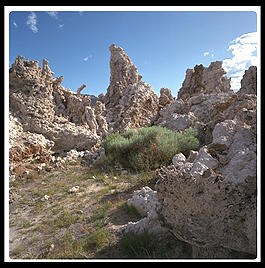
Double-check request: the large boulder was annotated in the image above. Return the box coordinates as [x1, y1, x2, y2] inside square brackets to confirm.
[155, 114, 257, 256]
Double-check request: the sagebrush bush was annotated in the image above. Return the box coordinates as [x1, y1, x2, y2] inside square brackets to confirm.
[101, 126, 199, 172]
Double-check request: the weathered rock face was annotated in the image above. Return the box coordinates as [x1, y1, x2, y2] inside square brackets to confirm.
[238, 66, 257, 95]
[177, 61, 232, 100]
[103, 44, 159, 132]
[155, 62, 257, 147]
[9, 56, 101, 155]
[158, 87, 174, 108]
[9, 113, 54, 163]
[155, 67, 257, 256]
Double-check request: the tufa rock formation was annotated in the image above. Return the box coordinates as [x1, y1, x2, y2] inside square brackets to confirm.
[155, 61, 246, 146]
[237, 66, 257, 95]
[9, 56, 102, 158]
[155, 63, 257, 258]
[9, 46, 257, 259]
[103, 44, 159, 133]
[177, 61, 232, 100]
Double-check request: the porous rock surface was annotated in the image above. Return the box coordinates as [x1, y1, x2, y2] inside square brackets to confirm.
[9, 56, 103, 159]
[103, 44, 159, 133]
[9, 46, 257, 259]
[121, 186, 165, 235]
[238, 66, 257, 95]
[155, 61, 257, 147]
[155, 71, 257, 256]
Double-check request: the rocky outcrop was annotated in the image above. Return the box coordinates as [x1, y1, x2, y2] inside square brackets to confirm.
[177, 61, 232, 100]
[156, 119, 257, 256]
[154, 62, 257, 147]
[155, 64, 257, 257]
[103, 44, 159, 133]
[9, 56, 101, 155]
[237, 66, 257, 95]
[158, 87, 174, 108]
[9, 113, 54, 163]
[9, 46, 257, 259]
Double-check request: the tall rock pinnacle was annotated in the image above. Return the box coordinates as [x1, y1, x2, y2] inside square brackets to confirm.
[103, 44, 159, 132]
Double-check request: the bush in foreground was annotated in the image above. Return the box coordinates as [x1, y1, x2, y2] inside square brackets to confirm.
[101, 126, 199, 172]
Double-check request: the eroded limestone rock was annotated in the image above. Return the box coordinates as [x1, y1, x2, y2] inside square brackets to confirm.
[238, 66, 257, 95]
[9, 55, 100, 155]
[156, 116, 257, 256]
[103, 44, 159, 133]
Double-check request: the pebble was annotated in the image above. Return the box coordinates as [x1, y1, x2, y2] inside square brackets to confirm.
[40, 195, 49, 201]
[10, 174, 16, 182]
[68, 186, 80, 193]
[49, 243, 55, 252]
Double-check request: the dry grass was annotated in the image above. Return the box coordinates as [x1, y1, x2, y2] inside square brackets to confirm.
[9, 160, 163, 259]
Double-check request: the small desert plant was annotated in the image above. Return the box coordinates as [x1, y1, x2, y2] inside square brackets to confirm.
[101, 126, 199, 172]
[118, 231, 164, 258]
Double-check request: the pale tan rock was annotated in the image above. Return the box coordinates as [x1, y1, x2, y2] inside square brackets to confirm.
[9, 55, 101, 156]
[77, 84, 86, 94]
[103, 44, 159, 132]
[159, 87, 174, 108]
[178, 61, 232, 100]
[155, 115, 257, 256]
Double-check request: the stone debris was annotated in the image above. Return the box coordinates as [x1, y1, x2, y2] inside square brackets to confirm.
[9, 174, 16, 182]
[121, 186, 166, 235]
[68, 186, 80, 193]
[40, 195, 49, 202]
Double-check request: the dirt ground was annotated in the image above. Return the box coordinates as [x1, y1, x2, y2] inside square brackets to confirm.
[8, 160, 191, 260]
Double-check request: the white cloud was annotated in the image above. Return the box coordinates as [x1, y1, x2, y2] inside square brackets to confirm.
[58, 24, 64, 29]
[222, 32, 257, 90]
[26, 12, 38, 33]
[83, 54, 92, 62]
[203, 51, 214, 57]
[13, 21, 18, 28]
[46, 11, 58, 19]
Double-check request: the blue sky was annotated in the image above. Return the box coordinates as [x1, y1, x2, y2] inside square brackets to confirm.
[9, 8, 258, 96]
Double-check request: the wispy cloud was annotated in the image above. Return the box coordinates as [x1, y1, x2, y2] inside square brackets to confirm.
[13, 21, 18, 28]
[83, 54, 92, 62]
[26, 12, 38, 33]
[58, 24, 64, 29]
[46, 11, 58, 19]
[222, 32, 257, 90]
[203, 51, 214, 57]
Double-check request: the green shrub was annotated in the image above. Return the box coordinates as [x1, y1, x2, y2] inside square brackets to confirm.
[101, 126, 199, 172]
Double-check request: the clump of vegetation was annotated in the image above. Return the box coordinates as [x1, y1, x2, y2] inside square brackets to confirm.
[101, 126, 199, 172]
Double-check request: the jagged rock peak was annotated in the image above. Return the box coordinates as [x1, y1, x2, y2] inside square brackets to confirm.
[105, 44, 142, 103]
[103, 44, 159, 132]
[177, 61, 232, 100]
[238, 65, 257, 95]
